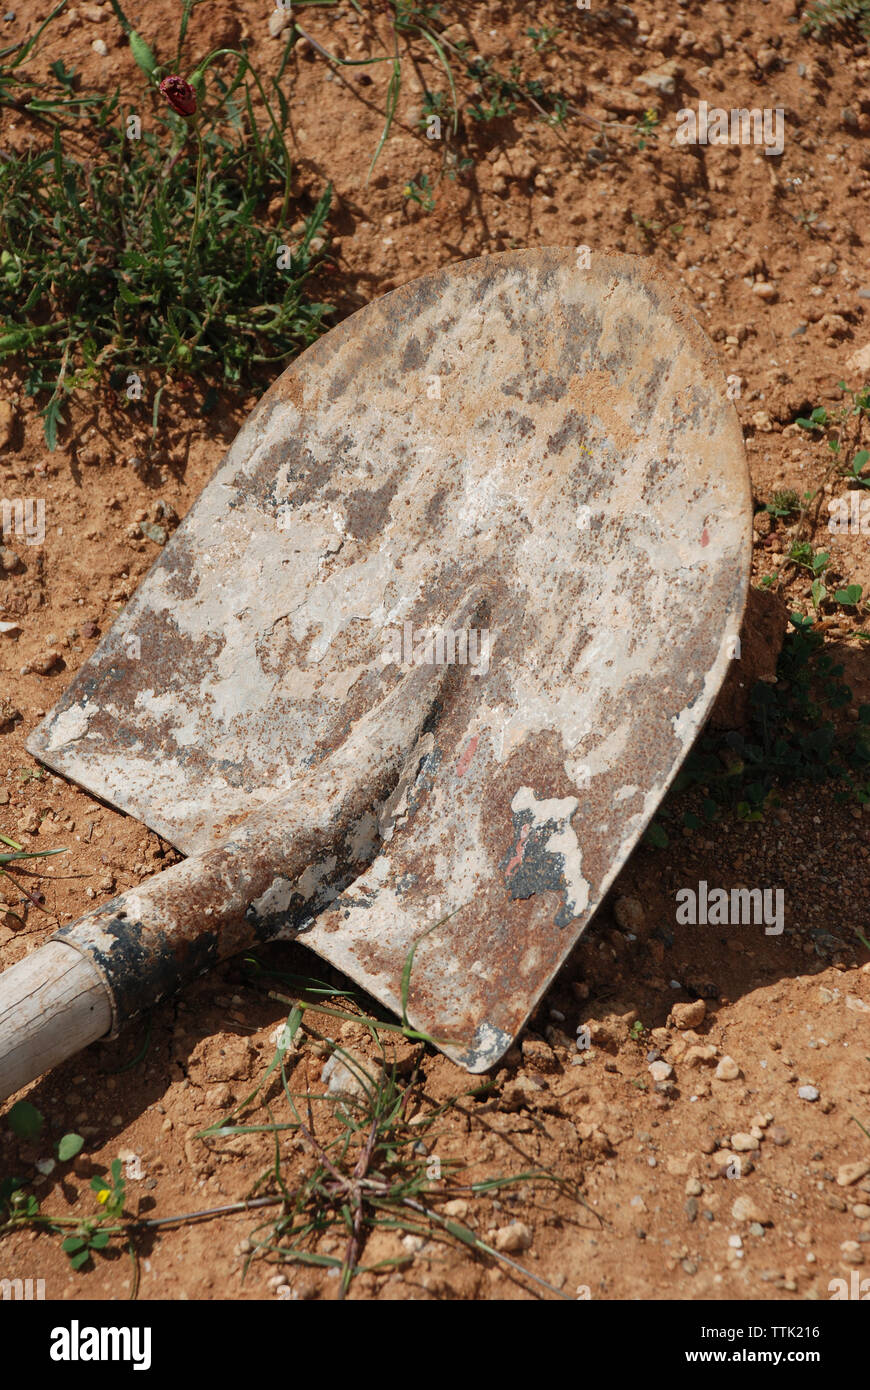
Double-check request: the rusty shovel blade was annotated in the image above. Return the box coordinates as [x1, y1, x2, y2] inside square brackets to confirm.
[24, 249, 751, 1074]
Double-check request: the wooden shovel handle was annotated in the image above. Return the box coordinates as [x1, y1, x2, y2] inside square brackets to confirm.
[0, 941, 112, 1102]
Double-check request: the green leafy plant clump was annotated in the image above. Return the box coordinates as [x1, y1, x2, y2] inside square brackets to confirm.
[802, 0, 870, 39]
[0, 2, 334, 447]
[0, 117, 332, 447]
[765, 488, 802, 520]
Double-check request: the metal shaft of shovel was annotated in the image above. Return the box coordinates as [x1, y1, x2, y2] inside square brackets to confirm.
[0, 593, 486, 1102]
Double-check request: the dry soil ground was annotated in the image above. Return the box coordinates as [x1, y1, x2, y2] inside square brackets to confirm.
[0, 0, 869, 1302]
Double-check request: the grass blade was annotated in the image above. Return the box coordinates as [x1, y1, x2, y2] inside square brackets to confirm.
[367, 55, 401, 184]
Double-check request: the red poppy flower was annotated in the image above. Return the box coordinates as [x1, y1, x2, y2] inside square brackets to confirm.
[159, 75, 197, 117]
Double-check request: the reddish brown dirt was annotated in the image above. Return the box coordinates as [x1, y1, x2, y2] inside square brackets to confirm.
[1, 0, 869, 1302]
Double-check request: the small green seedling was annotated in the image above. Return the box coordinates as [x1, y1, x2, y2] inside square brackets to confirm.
[403, 174, 435, 211]
[57, 1133, 84, 1162]
[0, 1177, 39, 1221]
[62, 1159, 127, 1269]
[61, 1227, 112, 1270]
[6, 1100, 82, 1161]
[526, 25, 562, 52]
[7, 1099, 44, 1141]
[788, 544, 829, 610]
[765, 488, 801, 519]
[834, 583, 863, 608]
[91, 1160, 126, 1219]
[635, 108, 660, 150]
[796, 406, 829, 431]
[849, 449, 870, 488]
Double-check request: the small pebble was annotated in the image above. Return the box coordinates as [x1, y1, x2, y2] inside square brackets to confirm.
[443, 1199, 468, 1219]
[494, 1221, 532, 1253]
[670, 999, 706, 1029]
[268, 8, 292, 37]
[22, 650, 62, 676]
[715, 1055, 741, 1081]
[798, 1085, 819, 1102]
[91, 37, 107, 55]
[837, 1160, 870, 1187]
[713, 1150, 740, 1177]
[731, 1132, 759, 1153]
[732, 1195, 769, 1224]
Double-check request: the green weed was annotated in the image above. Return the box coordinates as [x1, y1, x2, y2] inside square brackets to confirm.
[403, 173, 435, 211]
[634, 107, 660, 150]
[765, 488, 802, 519]
[776, 385, 870, 569]
[1, 973, 583, 1298]
[0, 11, 332, 446]
[0, 830, 67, 921]
[199, 992, 579, 1299]
[848, 448, 870, 487]
[802, 0, 870, 40]
[526, 26, 563, 54]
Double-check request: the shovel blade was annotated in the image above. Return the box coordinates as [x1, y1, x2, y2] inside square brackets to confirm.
[27, 250, 751, 1070]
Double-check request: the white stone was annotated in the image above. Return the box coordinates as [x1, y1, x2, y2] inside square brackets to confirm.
[649, 1060, 673, 1082]
[494, 1221, 532, 1253]
[715, 1055, 740, 1081]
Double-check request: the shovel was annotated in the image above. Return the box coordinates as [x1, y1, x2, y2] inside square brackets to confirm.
[0, 249, 751, 1101]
